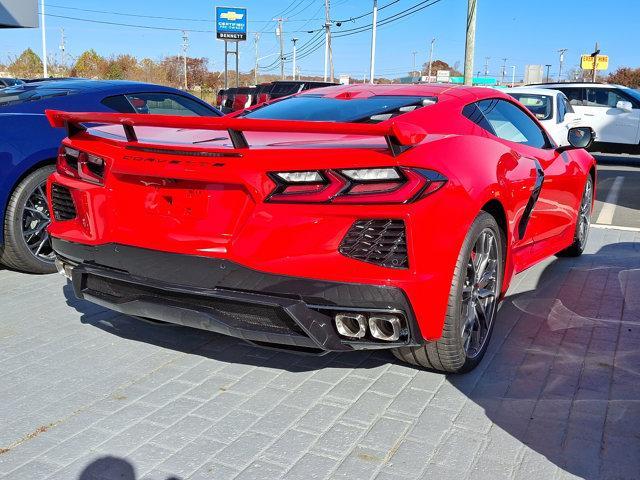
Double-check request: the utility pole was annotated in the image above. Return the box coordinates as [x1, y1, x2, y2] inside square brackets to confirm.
[427, 38, 435, 83]
[59, 28, 66, 70]
[510, 65, 515, 87]
[182, 31, 189, 90]
[484, 57, 490, 77]
[544, 63, 551, 82]
[411, 51, 418, 81]
[591, 42, 599, 83]
[500, 57, 507, 85]
[369, 0, 378, 84]
[323, 0, 333, 82]
[41, 0, 48, 77]
[276, 18, 285, 80]
[558, 48, 568, 82]
[254, 33, 260, 85]
[463, 0, 477, 86]
[292, 38, 298, 80]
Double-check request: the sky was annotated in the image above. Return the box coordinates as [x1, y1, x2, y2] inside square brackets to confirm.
[1, 0, 638, 81]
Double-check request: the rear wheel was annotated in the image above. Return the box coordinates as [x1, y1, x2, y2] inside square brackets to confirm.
[558, 175, 593, 257]
[0, 166, 56, 274]
[392, 211, 504, 373]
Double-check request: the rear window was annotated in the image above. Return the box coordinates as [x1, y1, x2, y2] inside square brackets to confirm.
[244, 95, 436, 123]
[508, 93, 553, 121]
[270, 83, 302, 96]
[0, 88, 74, 107]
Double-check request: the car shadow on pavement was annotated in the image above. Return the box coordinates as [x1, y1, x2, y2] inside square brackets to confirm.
[78, 455, 179, 480]
[61, 283, 393, 374]
[448, 241, 640, 479]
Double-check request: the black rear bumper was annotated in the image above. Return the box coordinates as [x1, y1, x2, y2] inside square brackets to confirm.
[52, 239, 423, 352]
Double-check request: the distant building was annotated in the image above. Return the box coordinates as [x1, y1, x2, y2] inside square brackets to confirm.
[524, 65, 544, 85]
[1, 0, 38, 28]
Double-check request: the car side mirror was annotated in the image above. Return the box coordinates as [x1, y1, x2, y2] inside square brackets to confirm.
[616, 100, 633, 112]
[557, 127, 595, 152]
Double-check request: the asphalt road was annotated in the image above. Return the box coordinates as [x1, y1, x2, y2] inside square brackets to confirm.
[593, 154, 640, 230]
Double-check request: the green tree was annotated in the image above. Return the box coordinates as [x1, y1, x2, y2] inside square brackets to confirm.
[72, 49, 106, 79]
[8, 48, 43, 78]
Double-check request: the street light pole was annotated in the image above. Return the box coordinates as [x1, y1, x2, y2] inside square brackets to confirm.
[463, 0, 477, 86]
[277, 18, 285, 80]
[323, 0, 332, 82]
[427, 38, 435, 83]
[291, 38, 298, 80]
[182, 31, 189, 90]
[254, 33, 260, 85]
[510, 65, 515, 87]
[411, 51, 418, 81]
[41, 0, 48, 77]
[558, 48, 567, 82]
[545, 63, 552, 82]
[500, 57, 507, 85]
[369, 0, 378, 84]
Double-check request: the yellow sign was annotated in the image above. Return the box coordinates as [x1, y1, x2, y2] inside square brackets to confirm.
[581, 54, 609, 70]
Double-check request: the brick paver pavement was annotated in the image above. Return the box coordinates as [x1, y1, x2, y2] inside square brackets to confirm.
[0, 226, 638, 480]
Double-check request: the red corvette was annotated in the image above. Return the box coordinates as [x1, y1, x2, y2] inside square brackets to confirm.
[45, 85, 596, 373]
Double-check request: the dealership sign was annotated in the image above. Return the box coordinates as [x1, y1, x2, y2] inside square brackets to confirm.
[581, 54, 609, 71]
[216, 6, 247, 41]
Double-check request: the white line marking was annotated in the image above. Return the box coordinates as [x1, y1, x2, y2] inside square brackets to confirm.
[595, 175, 624, 225]
[591, 224, 640, 232]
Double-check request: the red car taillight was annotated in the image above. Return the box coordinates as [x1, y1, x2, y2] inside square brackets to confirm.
[57, 145, 106, 185]
[258, 93, 269, 103]
[266, 167, 446, 204]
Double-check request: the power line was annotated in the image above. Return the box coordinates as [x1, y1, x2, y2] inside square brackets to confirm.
[47, 3, 321, 24]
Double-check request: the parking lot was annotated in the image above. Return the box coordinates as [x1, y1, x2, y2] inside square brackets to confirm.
[0, 158, 638, 480]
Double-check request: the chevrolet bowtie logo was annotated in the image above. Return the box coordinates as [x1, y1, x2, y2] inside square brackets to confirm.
[220, 11, 244, 21]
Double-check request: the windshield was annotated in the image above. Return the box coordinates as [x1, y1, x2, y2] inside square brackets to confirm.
[0, 88, 73, 107]
[508, 93, 553, 121]
[621, 86, 640, 103]
[244, 95, 436, 123]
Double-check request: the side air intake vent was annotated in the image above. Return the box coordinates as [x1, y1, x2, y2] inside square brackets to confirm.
[339, 219, 408, 269]
[51, 184, 77, 221]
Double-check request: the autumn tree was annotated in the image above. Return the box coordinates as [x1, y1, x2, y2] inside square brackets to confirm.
[419, 59, 462, 77]
[8, 48, 43, 78]
[607, 67, 640, 88]
[72, 50, 107, 79]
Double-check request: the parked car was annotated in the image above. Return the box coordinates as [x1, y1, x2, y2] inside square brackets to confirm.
[0, 77, 25, 88]
[253, 83, 273, 105]
[506, 87, 583, 146]
[0, 79, 222, 273]
[216, 89, 225, 108]
[527, 82, 640, 152]
[46, 84, 596, 373]
[267, 80, 337, 100]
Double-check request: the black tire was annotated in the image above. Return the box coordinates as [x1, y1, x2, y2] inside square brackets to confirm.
[557, 175, 593, 258]
[392, 211, 504, 373]
[0, 165, 57, 274]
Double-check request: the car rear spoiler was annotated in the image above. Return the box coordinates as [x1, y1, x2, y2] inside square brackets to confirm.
[45, 110, 426, 156]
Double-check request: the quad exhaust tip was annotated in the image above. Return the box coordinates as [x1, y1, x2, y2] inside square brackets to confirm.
[54, 259, 73, 280]
[334, 312, 403, 341]
[335, 313, 367, 338]
[368, 315, 401, 341]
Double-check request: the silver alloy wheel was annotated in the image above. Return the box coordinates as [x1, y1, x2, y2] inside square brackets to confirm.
[577, 178, 592, 247]
[461, 228, 499, 358]
[21, 182, 54, 262]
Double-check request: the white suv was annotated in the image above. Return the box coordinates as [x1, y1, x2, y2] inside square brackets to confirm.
[506, 87, 582, 147]
[525, 83, 640, 152]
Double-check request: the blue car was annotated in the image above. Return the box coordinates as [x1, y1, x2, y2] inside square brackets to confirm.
[0, 79, 222, 273]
